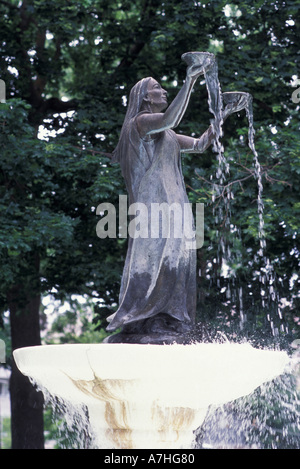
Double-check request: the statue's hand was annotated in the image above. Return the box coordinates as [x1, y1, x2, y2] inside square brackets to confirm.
[183, 51, 215, 80]
[186, 64, 205, 79]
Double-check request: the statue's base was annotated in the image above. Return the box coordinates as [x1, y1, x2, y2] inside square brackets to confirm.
[103, 332, 191, 344]
[104, 313, 197, 345]
[104, 318, 212, 345]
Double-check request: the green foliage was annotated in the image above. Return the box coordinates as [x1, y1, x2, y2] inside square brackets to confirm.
[0, 418, 11, 449]
[43, 295, 110, 344]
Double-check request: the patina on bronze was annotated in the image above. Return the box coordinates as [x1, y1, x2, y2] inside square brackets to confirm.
[105, 52, 249, 344]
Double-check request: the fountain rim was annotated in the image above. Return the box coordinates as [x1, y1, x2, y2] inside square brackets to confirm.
[12, 342, 291, 412]
[13, 341, 290, 374]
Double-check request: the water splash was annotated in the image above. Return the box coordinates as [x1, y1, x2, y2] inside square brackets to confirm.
[195, 370, 300, 449]
[28, 377, 93, 449]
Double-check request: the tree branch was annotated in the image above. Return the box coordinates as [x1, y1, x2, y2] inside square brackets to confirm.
[253, 97, 273, 115]
[116, 0, 161, 71]
[39, 97, 78, 115]
[0, 0, 18, 9]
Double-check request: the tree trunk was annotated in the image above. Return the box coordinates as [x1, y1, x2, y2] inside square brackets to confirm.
[8, 286, 44, 449]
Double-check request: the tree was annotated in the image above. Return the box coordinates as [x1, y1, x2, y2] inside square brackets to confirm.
[0, 0, 299, 448]
[0, 98, 124, 447]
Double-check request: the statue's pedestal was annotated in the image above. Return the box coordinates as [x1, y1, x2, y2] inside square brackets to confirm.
[104, 332, 190, 344]
[105, 312, 194, 344]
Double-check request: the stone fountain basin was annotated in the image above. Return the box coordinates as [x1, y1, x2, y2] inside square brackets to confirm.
[13, 343, 289, 406]
[13, 342, 289, 449]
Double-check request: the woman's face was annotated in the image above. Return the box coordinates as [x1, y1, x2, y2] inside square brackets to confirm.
[145, 78, 168, 111]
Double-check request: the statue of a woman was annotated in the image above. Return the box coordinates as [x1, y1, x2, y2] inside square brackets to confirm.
[106, 55, 247, 343]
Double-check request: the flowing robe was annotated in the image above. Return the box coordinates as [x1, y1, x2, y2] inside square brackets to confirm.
[107, 112, 196, 331]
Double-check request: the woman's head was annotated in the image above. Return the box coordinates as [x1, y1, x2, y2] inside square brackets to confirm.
[142, 78, 168, 112]
[112, 77, 167, 162]
[126, 77, 168, 118]
[125, 77, 153, 120]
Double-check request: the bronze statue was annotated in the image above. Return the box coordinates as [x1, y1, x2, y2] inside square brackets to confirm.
[105, 52, 248, 343]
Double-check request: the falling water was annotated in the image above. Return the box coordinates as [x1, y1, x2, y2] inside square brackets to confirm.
[203, 56, 231, 254]
[42, 387, 93, 449]
[195, 370, 300, 449]
[202, 58, 287, 336]
[203, 57, 242, 327]
[245, 95, 265, 256]
[245, 95, 288, 336]
[204, 60, 227, 182]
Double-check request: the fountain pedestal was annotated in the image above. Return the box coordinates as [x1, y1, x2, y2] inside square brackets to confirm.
[13, 342, 289, 449]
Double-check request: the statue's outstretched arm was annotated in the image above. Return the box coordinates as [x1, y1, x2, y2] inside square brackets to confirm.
[176, 91, 250, 154]
[176, 126, 215, 154]
[137, 68, 202, 138]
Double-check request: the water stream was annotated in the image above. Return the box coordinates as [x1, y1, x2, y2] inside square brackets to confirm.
[202, 56, 286, 336]
[204, 60, 227, 182]
[245, 95, 266, 256]
[245, 95, 287, 336]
